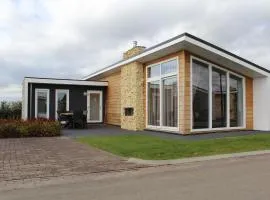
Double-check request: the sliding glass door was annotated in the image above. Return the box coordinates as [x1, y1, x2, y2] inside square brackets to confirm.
[230, 75, 244, 127]
[192, 58, 245, 130]
[212, 68, 227, 128]
[192, 60, 209, 129]
[148, 81, 160, 126]
[87, 91, 103, 123]
[162, 77, 178, 127]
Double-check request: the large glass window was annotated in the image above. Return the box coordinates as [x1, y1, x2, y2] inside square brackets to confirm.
[148, 81, 160, 126]
[161, 59, 177, 75]
[148, 64, 160, 78]
[212, 68, 227, 128]
[147, 59, 178, 129]
[55, 90, 69, 119]
[230, 75, 243, 127]
[192, 58, 245, 130]
[35, 89, 49, 119]
[163, 77, 178, 127]
[192, 60, 209, 129]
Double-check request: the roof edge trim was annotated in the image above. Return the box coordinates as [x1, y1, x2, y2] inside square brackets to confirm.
[24, 77, 108, 86]
[83, 33, 269, 80]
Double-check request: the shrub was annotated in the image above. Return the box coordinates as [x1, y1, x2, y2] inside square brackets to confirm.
[0, 119, 61, 138]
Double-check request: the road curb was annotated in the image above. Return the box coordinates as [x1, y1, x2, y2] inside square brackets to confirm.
[127, 150, 270, 166]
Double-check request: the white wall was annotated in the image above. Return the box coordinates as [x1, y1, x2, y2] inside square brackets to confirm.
[253, 76, 270, 130]
[21, 79, 28, 120]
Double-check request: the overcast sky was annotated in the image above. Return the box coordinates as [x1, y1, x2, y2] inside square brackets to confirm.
[0, 0, 270, 101]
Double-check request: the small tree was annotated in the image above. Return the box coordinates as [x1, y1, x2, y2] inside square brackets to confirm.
[0, 101, 22, 119]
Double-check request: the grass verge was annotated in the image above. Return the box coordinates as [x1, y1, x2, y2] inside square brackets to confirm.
[77, 134, 270, 160]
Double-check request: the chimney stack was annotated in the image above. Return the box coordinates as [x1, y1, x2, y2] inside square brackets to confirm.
[133, 41, 137, 47]
[123, 41, 146, 60]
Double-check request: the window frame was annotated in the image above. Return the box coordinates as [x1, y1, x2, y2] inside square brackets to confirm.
[190, 56, 246, 132]
[146, 57, 179, 132]
[55, 89, 70, 120]
[35, 88, 50, 119]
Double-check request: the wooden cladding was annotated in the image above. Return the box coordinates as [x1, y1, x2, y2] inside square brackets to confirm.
[100, 71, 121, 125]
[179, 51, 191, 134]
[245, 77, 253, 129]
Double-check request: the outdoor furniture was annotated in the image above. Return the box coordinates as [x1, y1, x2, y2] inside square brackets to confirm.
[58, 112, 74, 128]
[72, 110, 87, 129]
[58, 110, 87, 129]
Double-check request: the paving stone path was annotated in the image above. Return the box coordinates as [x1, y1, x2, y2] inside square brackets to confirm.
[0, 137, 145, 188]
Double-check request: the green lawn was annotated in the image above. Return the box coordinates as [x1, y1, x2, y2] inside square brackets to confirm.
[77, 134, 270, 160]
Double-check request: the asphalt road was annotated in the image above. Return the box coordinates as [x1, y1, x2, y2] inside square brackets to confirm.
[2, 154, 270, 200]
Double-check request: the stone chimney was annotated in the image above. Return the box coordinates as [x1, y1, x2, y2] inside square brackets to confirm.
[123, 41, 146, 59]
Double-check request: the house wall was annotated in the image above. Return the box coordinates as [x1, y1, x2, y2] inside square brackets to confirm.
[143, 50, 254, 134]
[253, 77, 270, 130]
[28, 83, 106, 120]
[179, 51, 191, 134]
[99, 71, 121, 125]
[21, 79, 27, 120]
[245, 77, 253, 129]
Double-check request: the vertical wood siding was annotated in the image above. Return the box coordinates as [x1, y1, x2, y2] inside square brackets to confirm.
[245, 77, 253, 129]
[100, 71, 121, 125]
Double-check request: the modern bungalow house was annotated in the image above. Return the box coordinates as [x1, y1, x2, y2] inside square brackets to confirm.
[22, 33, 270, 134]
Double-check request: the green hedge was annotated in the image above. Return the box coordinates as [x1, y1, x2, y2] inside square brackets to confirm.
[0, 119, 61, 138]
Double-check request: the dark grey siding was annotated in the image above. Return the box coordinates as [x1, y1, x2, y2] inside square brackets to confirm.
[27, 83, 106, 121]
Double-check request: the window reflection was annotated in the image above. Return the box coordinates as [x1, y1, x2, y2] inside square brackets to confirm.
[148, 81, 160, 126]
[192, 60, 209, 129]
[230, 75, 243, 127]
[162, 76, 178, 127]
[212, 68, 227, 128]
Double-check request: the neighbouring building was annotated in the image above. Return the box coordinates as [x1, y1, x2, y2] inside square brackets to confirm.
[22, 33, 270, 134]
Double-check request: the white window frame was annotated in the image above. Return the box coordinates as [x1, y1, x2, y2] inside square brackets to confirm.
[35, 88, 50, 119]
[55, 89, 70, 119]
[146, 57, 179, 132]
[190, 56, 246, 132]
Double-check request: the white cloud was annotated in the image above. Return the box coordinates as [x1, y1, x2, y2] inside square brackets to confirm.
[0, 84, 21, 101]
[0, 0, 270, 101]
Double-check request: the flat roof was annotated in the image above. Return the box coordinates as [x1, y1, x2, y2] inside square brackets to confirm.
[24, 77, 108, 86]
[83, 32, 270, 80]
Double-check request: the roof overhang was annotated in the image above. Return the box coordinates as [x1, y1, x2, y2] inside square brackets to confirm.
[24, 77, 108, 86]
[84, 33, 269, 80]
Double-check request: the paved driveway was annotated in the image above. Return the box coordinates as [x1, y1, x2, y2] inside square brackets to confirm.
[0, 137, 144, 188]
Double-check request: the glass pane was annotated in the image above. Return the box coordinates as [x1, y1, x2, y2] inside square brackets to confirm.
[192, 60, 209, 129]
[148, 65, 160, 78]
[148, 81, 160, 126]
[230, 75, 243, 127]
[37, 91, 48, 118]
[90, 93, 100, 121]
[162, 76, 178, 127]
[212, 67, 227, 128]
[161, 59, 177, 75]
[57, 92, 67, 113]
